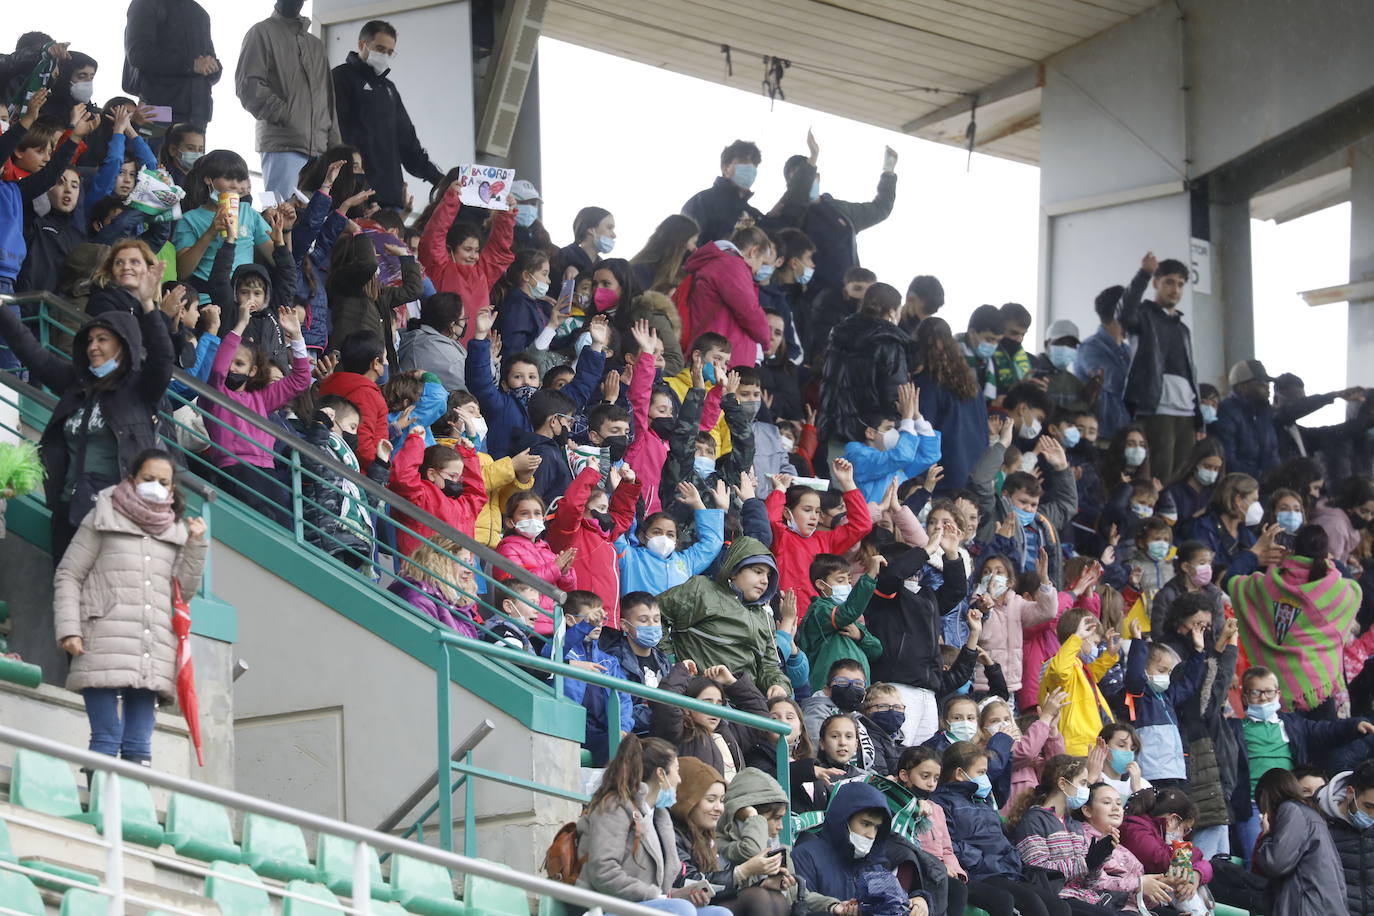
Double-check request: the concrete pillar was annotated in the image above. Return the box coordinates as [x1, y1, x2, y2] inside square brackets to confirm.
[1349, 138, 1374, 383]
[1210, 198, 1255, 388]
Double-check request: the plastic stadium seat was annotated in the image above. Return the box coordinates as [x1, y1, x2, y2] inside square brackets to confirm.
[60, 888, 108, 916]
[10, 750, 83, 817]
[241, 813, 315, 882]
[164, 793, 242, 863]
[77, 773, 166, 847]
[204, 860, 272, 916]
[389, 854, 465, 916]
[282, 880, 342, 916]
[315, 833, 392, 900]
[1213, 906, 1250, 916]
[0, 817, 15, 863]
[964, 908, 992, 916]
[463, 861, 530, 916]
[0, 868, 45, 915]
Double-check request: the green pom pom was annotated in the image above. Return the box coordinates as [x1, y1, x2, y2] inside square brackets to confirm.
[0, 441, 45, 497]
[421, 372, 442, 386]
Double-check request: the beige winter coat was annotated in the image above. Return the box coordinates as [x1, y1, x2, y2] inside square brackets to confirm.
[53, 488, 207, 699]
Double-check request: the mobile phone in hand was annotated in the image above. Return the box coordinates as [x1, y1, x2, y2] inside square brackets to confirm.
[558, 275, 575, 305]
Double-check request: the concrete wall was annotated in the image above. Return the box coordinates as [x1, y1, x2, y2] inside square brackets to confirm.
[217, 544, 581, 871]
[1350, 138, 1374, 384]
[317, 0, 476, 209]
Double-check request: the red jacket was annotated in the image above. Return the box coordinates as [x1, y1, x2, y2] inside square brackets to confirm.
[418, 189, 515, 341]
[766, 487, 873, 614]
[318, 371, 388, 469]
[545, 467, 642, 626]
[386, 430, 487, 555]
[623, 349, 668, 514]
[495, 530, 576, 636]
[681, 242, 770, 368]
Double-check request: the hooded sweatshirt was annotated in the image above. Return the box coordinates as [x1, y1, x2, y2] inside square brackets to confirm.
[658, 536, 790, 696]
[680, 241, 771, 368]
[1317, 771, 1374, 916]
[791, 781, 917, 913]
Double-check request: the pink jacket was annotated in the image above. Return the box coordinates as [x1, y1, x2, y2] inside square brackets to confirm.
[1312, 499, 1360, 564]
[206, 331, 311, 469]
[681, 242, 770, 369]
[1081, 823, 1148, 910]
[1018, 589, 1099, 711]
[916, 801, 966, 881]
[975, 583, 1058, 693]
[495, 531, 576, 635]
[1002, 718, 1066, 814]
[623, 349, 668, 514]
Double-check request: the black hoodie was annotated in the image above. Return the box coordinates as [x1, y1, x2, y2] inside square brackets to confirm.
[209, 238, 298, 371]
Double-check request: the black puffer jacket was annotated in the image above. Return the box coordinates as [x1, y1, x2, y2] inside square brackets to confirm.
[865, 543, 974, 693]
[818, 313, 912, 442]
[1318, 772, 1374, 916]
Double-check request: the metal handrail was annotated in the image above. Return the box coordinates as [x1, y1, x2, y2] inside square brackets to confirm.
[0, 723, 664, 916]
[377, 719, 495, 833]
[0, 290, 560, 604]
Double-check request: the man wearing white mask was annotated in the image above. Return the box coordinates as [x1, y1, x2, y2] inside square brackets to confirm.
[236, 0, 340, 203]
[332, 20, 445, 210]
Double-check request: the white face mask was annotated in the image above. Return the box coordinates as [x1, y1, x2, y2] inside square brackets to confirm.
[467, 416, 488, 439]
[514, 518, 545, 539]
[135, 480, 170, 502]
[1243, 499, 1264, 527]
[70, 81, 94, 103]
[365, 51, 393, 74]
[1019, 452, 1039, 473]
[779, 434, 795, 453]
[981, 573, 1009, 598]
[880, 428, 900, 450]
[646, 534, 676, 558]
[1018, 417, 1042, 439]
[848, 831, 875, 858]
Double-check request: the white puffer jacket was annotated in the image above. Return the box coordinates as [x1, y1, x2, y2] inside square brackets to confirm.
[53, 488, 207, 698]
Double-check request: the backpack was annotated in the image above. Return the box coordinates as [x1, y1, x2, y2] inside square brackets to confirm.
[541, 821, 585, 885]
[669, 271, 697, 347]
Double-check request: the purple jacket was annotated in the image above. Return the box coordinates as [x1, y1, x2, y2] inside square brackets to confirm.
[387, 577, 479, 639]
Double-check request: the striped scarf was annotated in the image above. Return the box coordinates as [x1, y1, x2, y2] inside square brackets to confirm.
[1228, 557, 1361, 711]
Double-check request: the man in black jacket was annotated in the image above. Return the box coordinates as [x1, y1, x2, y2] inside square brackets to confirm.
[332, 20, 445, 211]
[1316, 762, 1374, 916]
[1118, 251, 1201, 478]
[123, 0, 221, 128]
[681, 139, 764, 244]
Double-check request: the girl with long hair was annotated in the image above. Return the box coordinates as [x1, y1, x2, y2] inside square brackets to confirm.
[631, 213, 700, 293]
[911, 316, 988, 493]
[173, 149, 277, 287]
[1253, 768, 1348, 915]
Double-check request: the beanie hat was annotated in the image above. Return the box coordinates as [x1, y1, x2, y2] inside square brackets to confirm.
[670, 756, 725, 822]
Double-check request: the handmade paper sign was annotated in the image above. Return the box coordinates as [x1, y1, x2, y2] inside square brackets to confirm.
[456, 164, 514, 209]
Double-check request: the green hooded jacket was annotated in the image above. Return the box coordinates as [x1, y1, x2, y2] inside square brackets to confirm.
[796, 573, 881, 692]
[659, 536, 791, 696]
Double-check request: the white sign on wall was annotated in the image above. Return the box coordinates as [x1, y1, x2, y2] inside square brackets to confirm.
[1190, 237, 1212, 295]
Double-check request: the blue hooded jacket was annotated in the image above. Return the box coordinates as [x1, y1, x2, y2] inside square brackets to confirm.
[542, 621, 633, 766]
[791, 781, 919, 912]
[930, 778, 1022, 880]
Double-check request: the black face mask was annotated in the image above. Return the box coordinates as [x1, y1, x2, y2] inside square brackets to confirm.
[591, 510, 613, 532]
[831, 684, 865, 712]
[601, 434, 629, 463]
[276, 0, 305, 16]
[552, 427, 570, 447]
[649, 416, 675, 439]
[225, 371, 250, 391]
[340, 431, 359, 450]
[442, 478, 464, 498]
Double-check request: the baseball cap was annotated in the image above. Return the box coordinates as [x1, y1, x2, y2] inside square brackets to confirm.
[1046, 318, 1080, 343]
[510, 179, 540, 203]
[1228, 358, 1274, 387]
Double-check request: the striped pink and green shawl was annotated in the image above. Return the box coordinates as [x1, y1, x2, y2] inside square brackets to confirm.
[1228, 557, 1361, 711]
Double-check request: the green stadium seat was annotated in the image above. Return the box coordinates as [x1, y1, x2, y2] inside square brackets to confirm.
[75, 773, 165, 847]
[282, 880, 341, 916]
[164, 793, 242, 863]
[389, 854, 465, 916]
[19, 859, 99, 892]
[10, 750, 83, 817]
[463, 861, 530, 916]
[241, 813, 315, 882]
[59, 888, 108, 916]
[204, 860, 272, 916]
[1213, 905, 1250, 916]
[0, 817, 15, 863]
[0, 868, 45, 915]
[964, 908, 992, 916]
[315, 833, 392, 900]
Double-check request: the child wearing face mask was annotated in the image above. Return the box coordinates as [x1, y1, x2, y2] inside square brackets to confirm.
[382, 370, 447, 448]
[1039, 610, 1121, 756]
[842, 382, 942, 504]
[766, 458, 872, 611]
[796, 553, 884, 694]
[618, 485, 726, 597]
[386, 426, 486, 555]
[173, 150, 278, 291]
[1120, 617, 1207, 791]
[543, 591, 632, 767]
[546, 465, 642, 625]
[1125, 516, 1173, 593]
[495, 491, 576, 636]
[1003, 692, 1069, 814]
[972, 552, 1058, 696]
[1006, 755, 1121, 914]
[1119, 788, 1213, 909]
[301, 396, 393, 567]
[1096, 722, 1151, 803]
[419, 180, 515, 341]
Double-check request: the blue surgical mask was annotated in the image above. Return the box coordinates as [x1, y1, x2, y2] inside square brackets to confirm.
[693, 457, 715, 478]
[1146, 540, 1170, 561]
[798, 265, 815, 286]
[531, 279, 550, 299]
[970, 772, 993, 799]
[595, 234, 615, 255]
[1124, 445, 1148, 468]
[808, 178, 820, 201]
[89, 357, 119, 378]
[1196, 467, 1219, 486]
[1276, 510, 1303, 533]
[1200, 404, 1218, 424]
[515, 203, 538, 227]
[754, 263, 775, 284]
[631, 624, 663, 649]
[1064, 783, 1090, 811]
[975, 340, 997, 359]
[1247, 700, 1281, 721]
[654, 785, 676, 809]
[730, 164, 757, 190]
[1013, 506, 1036, 527]
[178, 150, 203, 170]
[1351, 806, 1374, 830]
[1061, 426, 1081, 448]
[1108, 748, 1135, 774]
[827, 583, 853, 604]
[702, 362, 717, 384]
[1049, 345, 1077, 370]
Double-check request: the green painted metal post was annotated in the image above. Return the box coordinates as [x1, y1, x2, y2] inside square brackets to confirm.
[436, 642, 454, 852]
[776, 734, 793, 845]
[607, 689, 622, 761]
[289, 450, 306, 544]
[463, 749, 477, 860]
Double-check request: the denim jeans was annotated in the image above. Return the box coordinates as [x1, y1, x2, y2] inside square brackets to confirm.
[84, 687, 158, 761]
[1235, 799, 1262, 868]
[0, 279, 20, 372]
[260, 151, 310, 204]
[633, 900, 731, 916]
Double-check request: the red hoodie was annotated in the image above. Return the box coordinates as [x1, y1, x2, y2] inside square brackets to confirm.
[318, 371, 388, 470]
[387, 430, 488, 555]
[681, 242, 771, 369]
[766, 486, 873, 614]
[418, 189, 515, 341]
[545, 466, 642, 627]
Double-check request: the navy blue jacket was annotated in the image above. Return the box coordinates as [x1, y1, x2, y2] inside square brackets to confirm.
[1227, 713, 1372, 821]
[923, 731, 1015, 807]
[913, 369, 988, 493]
[1190, 512, 1261, 582]
[598, 626, 669, 733]
[494, 286, 552, 356]
[464, 337, 605, 458]
[681, 177, 763, 246]
[791, 781, 929, 911]
[1215, 392, 1280, 479]
[931, 779, 1022, 880]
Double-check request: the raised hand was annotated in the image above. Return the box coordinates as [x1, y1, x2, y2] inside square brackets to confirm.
[922, 463, 944, 492]
[1036, 547, 1050, 584]
[1075, 614, 1099, 643]
[705, 664, 736, 685]
[322, 159, 344, 190]
[830, 457, 855, 489]
[588, 315, 611, 349]
[472, 307, 496, 339]
[313, 352, 338, 382]
[1086, 737, 1108, 783]
[711, 478, 729, 509]
[601, 369, 621, 403]
[1128, 618, 1144, 641]
[186, 517, 207, 541]
[630, 318, 656, 353]
[1104, 627, 1121, 655]
[1039, 687, 1068, 722]
[375, 438, 394, 463]
[995, 512, 1017, 539]
[778, 590, 798, 634]
[1038, 435, 1068, 470]
[721, 369, 742, 398]
[1215, 617, 1238, 652]
[1141, 251, 1158, 275]
[896, 382, 918, 420]
[866, 553, 887, 578]
[689, 351, 706, 389]
[806, 128, 820, 164]
[734, 468, 758, 502]
[675, 480, 706, 510]
[276, 305, 303, 341]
